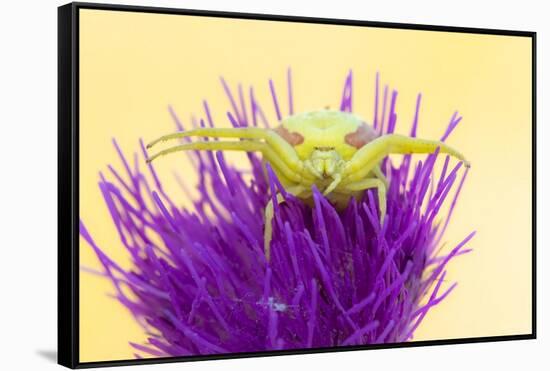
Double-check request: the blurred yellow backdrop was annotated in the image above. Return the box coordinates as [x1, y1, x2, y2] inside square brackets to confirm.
[79, 9, 532, 362]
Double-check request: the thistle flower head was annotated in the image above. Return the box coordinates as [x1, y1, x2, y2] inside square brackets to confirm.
[80, 69, 473, 357]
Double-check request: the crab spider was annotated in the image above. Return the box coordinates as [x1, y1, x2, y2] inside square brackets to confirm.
[147, 110, 469, 261]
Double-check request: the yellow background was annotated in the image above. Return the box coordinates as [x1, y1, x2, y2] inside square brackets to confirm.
[79, 9, 532, 362]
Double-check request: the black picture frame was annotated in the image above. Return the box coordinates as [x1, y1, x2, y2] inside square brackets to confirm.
[58, 2, 537, 369]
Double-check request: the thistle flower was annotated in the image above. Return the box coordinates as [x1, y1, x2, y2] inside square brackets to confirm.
[80, 69, 474, 358]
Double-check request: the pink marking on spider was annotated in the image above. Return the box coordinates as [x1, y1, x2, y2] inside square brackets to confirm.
[344, 124, 378, 149]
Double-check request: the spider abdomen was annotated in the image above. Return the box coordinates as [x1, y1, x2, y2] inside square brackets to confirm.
[276, 110, 377, 161]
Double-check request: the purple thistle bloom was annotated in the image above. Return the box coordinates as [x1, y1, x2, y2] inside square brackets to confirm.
[80, 69, 474, 358]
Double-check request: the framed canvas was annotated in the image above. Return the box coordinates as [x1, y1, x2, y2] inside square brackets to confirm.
[58, 2, 536, 368]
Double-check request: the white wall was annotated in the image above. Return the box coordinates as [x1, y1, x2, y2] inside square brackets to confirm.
[0, 0, 546, 370]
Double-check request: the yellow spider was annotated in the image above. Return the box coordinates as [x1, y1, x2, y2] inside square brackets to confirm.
[147, 110, 469, 261]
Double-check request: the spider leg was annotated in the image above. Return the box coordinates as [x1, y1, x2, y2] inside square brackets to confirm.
[147, 127, 304, 174]
[372, 165, 389, 189]
[264, 194, 283, 262]
[323, 173, 342, 196]
[345, 178, 387, 225]
[264, 185, 306, 262]
[147, 140, 304, 184]
[343, 134, 469, 183]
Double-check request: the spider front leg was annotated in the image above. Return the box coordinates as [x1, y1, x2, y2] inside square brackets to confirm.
[147, 140, 304, 184]
[147, 127, 308, 178]
[343, 134, 470, 183]
[344, 178, 387, 226]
